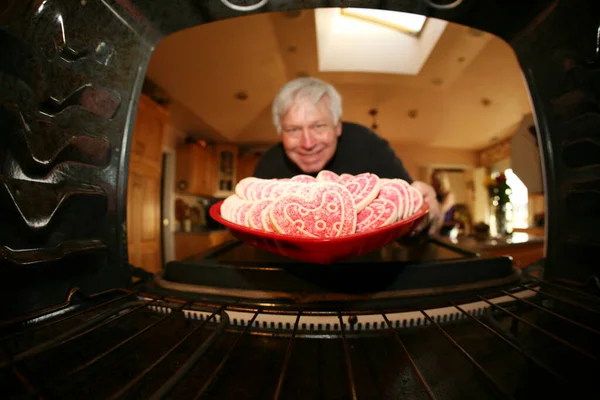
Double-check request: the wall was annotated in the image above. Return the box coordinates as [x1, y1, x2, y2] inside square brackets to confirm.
[478, 137, 512, 168]
[161, 122, 185, 264]
[390, 143, 478, 180]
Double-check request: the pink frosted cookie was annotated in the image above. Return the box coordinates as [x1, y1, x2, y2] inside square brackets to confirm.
[356, 198, 398, 233]
[270, 183, 356, 238]
[291, 174, 317, 183]
[269, 181, 294, 200]
[260, 204, 275, 232]
[248, 199, 273, 230]
[235, 177, 261, 200]
[316, 170, 341, 183]
[379, 179, 412, 219]
[220, 194, 242, 222]
[230, 200, 254, 227]
[407, 185, 424, 216]
[249, 179, 277, 201]
[259, 180, 280, 200]
[339, 173, 353, 184]
[281, 182, 312, 196]
[344, 173, 381, 212]
[377, 184, 405, 221]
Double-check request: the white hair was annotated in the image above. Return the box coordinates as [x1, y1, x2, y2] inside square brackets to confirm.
[271, 77, 343, 134]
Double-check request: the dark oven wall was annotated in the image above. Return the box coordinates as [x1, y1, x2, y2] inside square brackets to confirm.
[0, 0, 598, 318]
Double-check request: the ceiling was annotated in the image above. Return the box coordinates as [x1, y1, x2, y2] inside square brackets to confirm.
[146, 9, 532, 151]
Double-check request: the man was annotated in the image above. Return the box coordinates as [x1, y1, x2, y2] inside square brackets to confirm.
[253, 77, 442, 235]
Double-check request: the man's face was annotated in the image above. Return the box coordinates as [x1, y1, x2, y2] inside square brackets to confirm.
[280, 97, 341, 173]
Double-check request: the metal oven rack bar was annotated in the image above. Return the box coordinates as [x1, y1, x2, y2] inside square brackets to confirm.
[0, 277, 598, 399]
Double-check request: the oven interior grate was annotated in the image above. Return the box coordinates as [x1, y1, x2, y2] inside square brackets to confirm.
[1, 277, 598, 399]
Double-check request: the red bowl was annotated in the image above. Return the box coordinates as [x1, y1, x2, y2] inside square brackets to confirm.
[209, 200, 429, 264]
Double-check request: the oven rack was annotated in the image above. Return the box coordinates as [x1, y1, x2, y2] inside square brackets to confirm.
[1, 276, 598, 399]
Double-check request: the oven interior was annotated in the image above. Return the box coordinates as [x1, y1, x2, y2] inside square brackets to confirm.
[1, 0, 600, 398]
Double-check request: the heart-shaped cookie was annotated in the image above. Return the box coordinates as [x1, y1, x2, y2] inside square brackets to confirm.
[316, 170, 341, 183]
[379, 179, 412, 219]
[260, 203, 275, 232]
[268, 181, 294, 200]
[269, 183, 356, 238]
[231, 200, 254, 227]
[291, 174, 317, 183]
[345, 173, 381, 212]
[235, 177, 263, 200]
[248, 199, 273, 230]
[339, 173, 354, 184]
[221, 194, 242, 222]
[407, 185, 424, 215]
[356, 198, 397, 232]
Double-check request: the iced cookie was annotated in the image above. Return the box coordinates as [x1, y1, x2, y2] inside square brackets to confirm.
[281, 182, 313, 196]
[339, 173, 354, 184]
[270, 183, 356, 238]
[248, 199, 273, 230]
[220, 194, 241, 222]
[345, 173, 381, 212]
[379, 179, 412, 219]
[291, 174, 317, 183]
[235, 177, 261, 200]
[407, 185, 424, 215]
[316, 170, 341, 183]
[269, 181, 294, 200]
[260, 204, 275, 232]
[231, 200, 254, 227]
[356, 198, 397, 233]
[259, 180, 280, 200]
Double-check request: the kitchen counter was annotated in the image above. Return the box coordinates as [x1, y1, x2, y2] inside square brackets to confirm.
[442, 232, 545, 268]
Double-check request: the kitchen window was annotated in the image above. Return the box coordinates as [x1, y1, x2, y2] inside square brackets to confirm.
[505, 168, 529, 229]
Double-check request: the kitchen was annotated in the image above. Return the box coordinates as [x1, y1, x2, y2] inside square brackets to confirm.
[4, 1, 598, 398]
[126, 8, 545, 273]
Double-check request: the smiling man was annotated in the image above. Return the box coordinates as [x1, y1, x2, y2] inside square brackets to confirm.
[253, 77, 442, 235]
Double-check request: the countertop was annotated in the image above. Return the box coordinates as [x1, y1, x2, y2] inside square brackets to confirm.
[442, 232, 545, 252]
[174, 228, 229, 235]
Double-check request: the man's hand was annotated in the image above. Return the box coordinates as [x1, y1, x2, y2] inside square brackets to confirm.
[410, 181, 443, 236]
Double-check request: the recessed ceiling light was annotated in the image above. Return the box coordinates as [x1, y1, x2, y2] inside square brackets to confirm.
[341, 8, 427, 36]
[467, 28, 485, 37]
[235, 91, 248, 101]
[283, 10, 302, 19]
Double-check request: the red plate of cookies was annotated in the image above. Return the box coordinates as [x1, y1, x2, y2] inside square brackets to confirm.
[209, 171, 429, 264]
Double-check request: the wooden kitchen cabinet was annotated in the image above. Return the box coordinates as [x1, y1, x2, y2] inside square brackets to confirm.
[127, 94, 167, 274]
[237, 153, 261, 183]
[176, 143, 239, 197]
[176, 143, 216, 196]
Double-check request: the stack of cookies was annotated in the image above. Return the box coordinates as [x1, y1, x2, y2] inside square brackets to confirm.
[220, 170, 424, 238]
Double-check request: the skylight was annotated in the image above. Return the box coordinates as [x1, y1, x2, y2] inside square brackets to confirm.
[314, 8, 447, 75]
[340, 8, 427, 36]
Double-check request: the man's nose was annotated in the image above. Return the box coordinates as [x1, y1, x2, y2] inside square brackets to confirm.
[299, 130, 316, 148]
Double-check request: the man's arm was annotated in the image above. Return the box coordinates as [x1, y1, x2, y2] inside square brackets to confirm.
[369, 139, 442, 235]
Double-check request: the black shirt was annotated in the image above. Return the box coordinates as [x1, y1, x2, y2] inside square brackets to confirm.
[253, 121, 413, 182]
